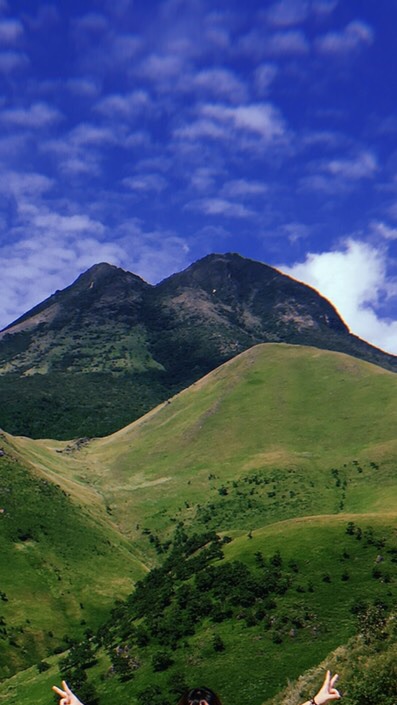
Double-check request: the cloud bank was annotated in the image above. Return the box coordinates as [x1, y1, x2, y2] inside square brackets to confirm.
[279, 239, 397, 354]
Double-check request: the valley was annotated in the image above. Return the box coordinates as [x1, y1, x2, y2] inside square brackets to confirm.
[1, 343, 396, 705]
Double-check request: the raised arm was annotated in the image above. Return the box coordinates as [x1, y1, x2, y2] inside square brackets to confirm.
[301, 671, 341, 705]
[52, 681, 84, 705]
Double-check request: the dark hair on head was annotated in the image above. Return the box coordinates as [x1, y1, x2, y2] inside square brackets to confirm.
[177, 686, 223, 705]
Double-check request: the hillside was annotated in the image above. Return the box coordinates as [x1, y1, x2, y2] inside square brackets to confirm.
[5, 343, 397, 548]
[45, 343, 397, 542]
[1, 344, 396, 704]
[0, 433, 147, 679]
[0, 253, 395, 439]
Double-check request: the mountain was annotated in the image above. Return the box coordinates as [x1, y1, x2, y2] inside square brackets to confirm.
[1, 344, 396, 703]
[0, 253, 395, 439]
[0, 431, 147, 679]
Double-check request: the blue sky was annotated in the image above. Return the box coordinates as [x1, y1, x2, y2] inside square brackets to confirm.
[1, 0, 397, 353]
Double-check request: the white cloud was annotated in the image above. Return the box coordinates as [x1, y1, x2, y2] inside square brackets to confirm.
[186, 197, 255, 219]
[0, 170, 53, 197]
[41, 121, 121, 177]
[192, 68, 248, 103]
[69, 123, 117, 147]
[265, 0, 309, 27]
[0, 204, 191, 330]
[0, 49, 28, 71]
[0, 18, 23, 42]
[281, 221, 310, 243]
[300, 150, 378, 194]
[66, 78, 100, 97]
[122, 173, 167, 192]
[371, 221, 397, 241]
[278, 239, 397, 354]
[202, 102, 287, 141]
[0, 101, 61, 128]
[73, 12, 108, 33]
[254, 63, 278, 95]
[221, 179, 268, 197]
[237, 27, 309, 59]
[263, 29, 309, 55]
[95, 90, 152, 118]
[174, 117, 229, 141]
[139, 53, 183, 82]
[0, 223, 123, 331]
[312, 0, 338, 16]
[190, 167, 220, 192]
[26, 210, 105, 235]
[315, 20, 374, 55]
[324, 151, 378, 179]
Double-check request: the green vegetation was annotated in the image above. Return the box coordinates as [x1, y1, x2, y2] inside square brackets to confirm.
[0, 519, 396, 705]
[0, 370, 175, 439]
[0, 452, 146, 678]
[1, 254, 395, 440]
[74, 345, 397, 539]
[0, 344, 396, 705]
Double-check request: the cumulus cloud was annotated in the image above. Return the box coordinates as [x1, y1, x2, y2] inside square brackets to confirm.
[312, 0, 339, 16]
[0, 101, 61, 128]
[201, 102, 287, 141]
[254, 63, 278, 95]
[300, 150, 378, 194]
[371, 221, 397, 241]
[192, 68, 248, 103]
[0, 18, 23, 42]
[265, 0, 310, 27]
[41, 121, 122, 177]
[138, 53, 184, 83]
[174, 117, 229, 142]
[68, 123, 117, 147]
[267, 29, 309, 55]
[185, 197, 255, 219]
[0, 170, 53, 197]
[66, 77, 100, 97]
[73, 12, 108, 33]
[324, 151, 378, 179]
[278, 239, 397, 354]
[0, 205, 191, 330]
[221, 178, 268, 197]
[0, 221, 123, 330]
[122, 173, 167, 192]
[0, 49, 28, 71]
[95, 90, 152, 118]
[24, 209, 105, 235]
[315, 20, 374, 55]
[237, 28, 309, 58]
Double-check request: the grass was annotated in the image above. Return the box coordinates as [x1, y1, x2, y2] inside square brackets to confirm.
[0, 344, 396, 703]
[0, 451, 147, 678]
[1, 515, 395, 705]
[40, 344, 397, 541]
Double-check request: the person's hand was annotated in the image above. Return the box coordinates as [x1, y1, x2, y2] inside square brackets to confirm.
[52, 681, 84, 705]
[314, 671, 341, 705]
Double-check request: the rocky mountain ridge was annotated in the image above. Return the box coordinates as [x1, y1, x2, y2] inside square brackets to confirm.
[0, 252, 395, 438]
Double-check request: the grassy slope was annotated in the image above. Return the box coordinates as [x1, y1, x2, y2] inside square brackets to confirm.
[66, 344, 397, 541]
[0, 436, 147, 679]
[1, 515, 396, 705]
[1, 344, 396, 702]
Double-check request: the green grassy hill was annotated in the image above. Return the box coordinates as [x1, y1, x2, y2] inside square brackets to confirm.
[1, 254, 395, 441]
[0, 437, 147, 679]
[46, 343, 397, 543]
[1, 516, 396, 705]
[1, 344, 396, 704]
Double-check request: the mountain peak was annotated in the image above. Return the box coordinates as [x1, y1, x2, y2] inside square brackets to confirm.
[72, 261, 148, 289]
[0, 252, 395, 439]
